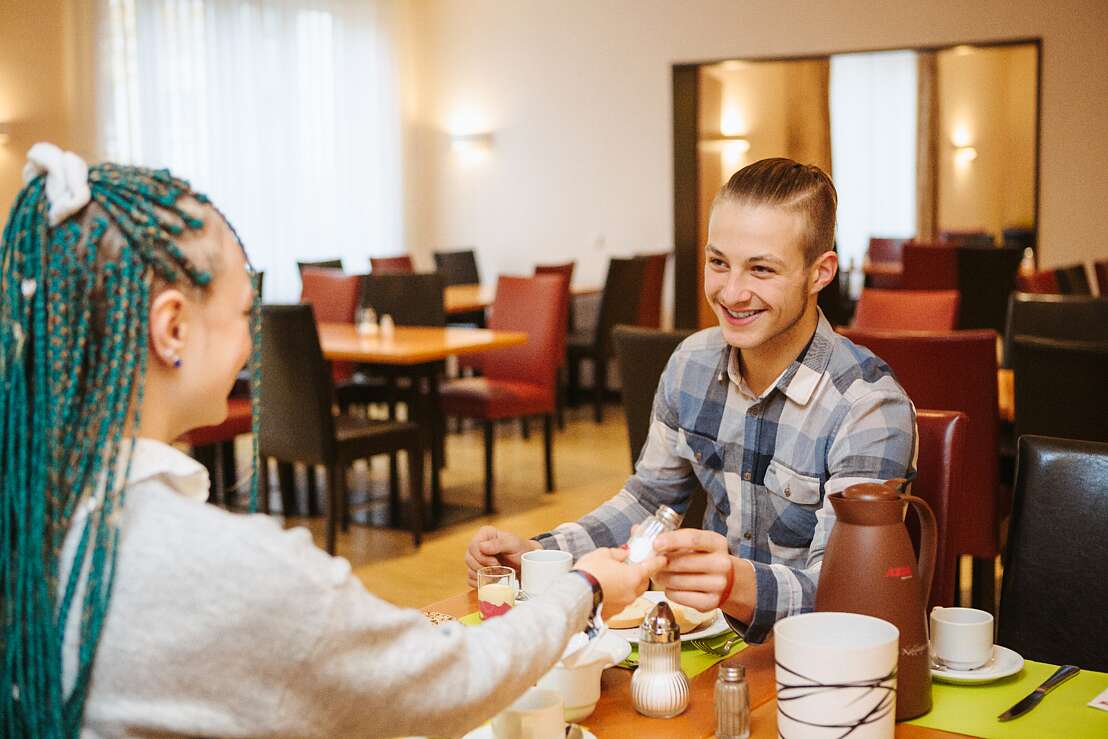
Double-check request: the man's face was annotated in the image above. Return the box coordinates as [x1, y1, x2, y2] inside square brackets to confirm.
[703, 200, 816, 353]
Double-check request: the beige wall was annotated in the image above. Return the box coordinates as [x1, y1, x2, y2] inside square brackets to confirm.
[938, 44, 1037, 238]
[409, 0, 1108, 282]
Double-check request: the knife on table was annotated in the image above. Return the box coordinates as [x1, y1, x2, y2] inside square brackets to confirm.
[997, 664, 1081, 721]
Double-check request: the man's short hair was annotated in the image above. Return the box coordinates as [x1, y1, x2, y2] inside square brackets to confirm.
[713, 158, 838, 265]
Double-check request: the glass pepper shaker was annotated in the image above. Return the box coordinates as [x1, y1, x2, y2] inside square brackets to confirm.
[626, 504, 683, 563]
[631, 601, 690, 718]
[715, 659, 750, 739]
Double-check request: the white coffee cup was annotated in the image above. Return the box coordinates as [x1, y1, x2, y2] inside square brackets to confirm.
[521, 549, 573, 596]
[491, 687, 564, 739]
[930, 606, 994, 670]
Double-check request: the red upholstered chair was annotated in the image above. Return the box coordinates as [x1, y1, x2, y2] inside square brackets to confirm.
[535, 262, 576, 430]
[439, 275, 568, 513]
[866, 237, 908, 289]
[910, 410, 968, 610]
[1015, 269, 1059, 294]
[635, 252, 669, 328]
[841, 328, 1002, 612]
[901, 243, 958, 290]
[179, 397, 258, 510]
[370, 255, 414, 274]
[852, 289, 960, 331]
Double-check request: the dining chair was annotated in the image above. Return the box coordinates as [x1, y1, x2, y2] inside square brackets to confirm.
[297, 258, 344, 273]
[852, 289, 960, 331]
[998, 435, 1108, 671]
[567, 257, 647, 423]
[939, 229, 995, 248]
[369, 255, 415, 274]
[535, 262, 576, 431]
[1002, 293, 1108, 368]
[841, 328, 1002, 613]
[258, 304, 424, 552]
[635, 252, 669, 328]
[909, 410, 967, 610]
[1001, 227, 1035, 253]
[434, 248, 485, 327]
[1014, 268, 1059, 294]
[954, 246, 1023, 334]
[1011, 335, 1108, 444]
[866, 237, 908, 289]
[439, 275, 568, 514]
[900, 243, 958, 290]
[611, 326, 706, 529]
[179, 397, 256, 510]
[1095, 259, 1108, 296]
[1053, 263, 1092, 295]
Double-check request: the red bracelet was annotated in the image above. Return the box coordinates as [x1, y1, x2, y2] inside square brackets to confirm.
[717, 561, 736, 609]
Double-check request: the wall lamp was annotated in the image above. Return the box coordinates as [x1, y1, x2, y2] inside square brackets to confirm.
[954, 146, 978, 164]
[451, 131, 494, 156]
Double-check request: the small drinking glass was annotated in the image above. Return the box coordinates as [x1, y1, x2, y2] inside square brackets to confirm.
[477, 565, 518, 620]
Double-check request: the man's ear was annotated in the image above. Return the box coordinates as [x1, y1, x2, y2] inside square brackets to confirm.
[808, 250, 839, 295]
[149, 289, 189, 368]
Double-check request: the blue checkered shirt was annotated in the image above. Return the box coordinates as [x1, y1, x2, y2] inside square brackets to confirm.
[536, 313, 916, 643]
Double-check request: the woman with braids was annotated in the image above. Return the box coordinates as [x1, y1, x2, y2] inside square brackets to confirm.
[0, 144, 664, 738]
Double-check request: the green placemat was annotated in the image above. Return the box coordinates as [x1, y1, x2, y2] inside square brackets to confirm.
[457, 612, 745, 678]
[907, 660, 1108, 738]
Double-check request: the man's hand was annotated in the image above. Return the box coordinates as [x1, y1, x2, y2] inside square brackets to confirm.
[574, 548, 667, 618]
[465, 526, 542, 587]
[652, 529, 753, 619]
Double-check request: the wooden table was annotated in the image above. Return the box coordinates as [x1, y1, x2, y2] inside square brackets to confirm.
[318, 323, 527, 524]
[444, 283, 600, 316]
[424, 591, 967, 738]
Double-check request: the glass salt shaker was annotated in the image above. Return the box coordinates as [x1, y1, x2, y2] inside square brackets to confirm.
[355, 306, 377, 336]
[715, 659, 750, 739]
[379, 313, 395, 338]
[631, 601, 689, 718]
[626, 504, 683, 563]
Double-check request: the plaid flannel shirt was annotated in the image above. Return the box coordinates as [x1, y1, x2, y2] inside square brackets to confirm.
[535, 313, 916, 643]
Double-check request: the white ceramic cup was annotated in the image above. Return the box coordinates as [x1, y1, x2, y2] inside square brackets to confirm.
[775, 612, 899, 739]
[521, 549, 573, 596]
[930, 606, 994, 670]
[491, 687, 565, 739]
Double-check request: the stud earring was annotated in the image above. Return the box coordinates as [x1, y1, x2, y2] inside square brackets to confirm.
[172, 356, 182, 369]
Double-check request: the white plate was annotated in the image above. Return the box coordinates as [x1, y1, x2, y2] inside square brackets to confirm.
[609, 591, 730, 644]
[462, 725, 597, 739]
[931, 644, 1024, 684]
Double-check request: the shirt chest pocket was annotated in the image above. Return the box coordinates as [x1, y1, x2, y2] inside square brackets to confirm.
[763, 460, 822, 506]
[763, 460, 823, 556]
[675, 428, 725, 471]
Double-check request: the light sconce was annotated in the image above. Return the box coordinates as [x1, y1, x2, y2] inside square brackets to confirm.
[954, 146, 978, 164]
[451, 132, 494, 163]
[0, 123, 10, 145]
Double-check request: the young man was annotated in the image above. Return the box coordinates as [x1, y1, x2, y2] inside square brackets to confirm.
[465, 158, 915, 643]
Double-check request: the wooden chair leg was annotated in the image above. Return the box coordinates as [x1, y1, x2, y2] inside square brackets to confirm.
[339, 464, 351, 532]
[277, 461, 296, 516]
[324, 467, 337, 555]
[484, 420, 495, 515]
[593, 356, 606, 423]
[389, 451, 400, 525]
[307, 465, 322, 517]
[543, 414, 555, 492]
[408, 445, 424, 548]
[521, 416, 531, 439]
[256, 456, 270, 515]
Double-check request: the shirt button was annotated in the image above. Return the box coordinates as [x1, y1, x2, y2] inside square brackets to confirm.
[742, 470, 752, 481]
[750, 405, 760, 416]
[743, 531, 753, 540]
[695, 451, 703, 462]
[785, 487, 791, 498]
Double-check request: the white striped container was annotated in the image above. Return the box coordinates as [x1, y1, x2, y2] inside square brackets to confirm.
[631, 640, 690, 718]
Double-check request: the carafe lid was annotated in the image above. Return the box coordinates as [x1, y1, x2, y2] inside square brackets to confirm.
[640, 601, 680, 643]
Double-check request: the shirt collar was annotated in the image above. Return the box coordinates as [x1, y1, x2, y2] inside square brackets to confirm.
[120, 438, 210, 502]
[723, 310, 836, 406]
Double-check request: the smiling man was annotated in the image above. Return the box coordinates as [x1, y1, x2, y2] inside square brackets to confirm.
[465, 158, 916, 643]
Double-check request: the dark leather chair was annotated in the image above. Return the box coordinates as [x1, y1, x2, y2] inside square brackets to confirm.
[259, 304, 424, 552]
[1054, 263, 1092, 295]
[369, 255, 415, 274]
[901, 243, 958, 290]
[440, 275, 568, 513]
[567, 257, 647, 423]
[841, 328, 1002, 612]
[298, 259, 344, 273]
[1095, 259, 1108, 296]
[1003, 293, 1108, 368]
[955, 246, 1023, 334]
[535, 262, 576, 430]
[1012, 336, 1108, 443]
[434, 249, 485, 327]
[910, 410, 968, 610]
[852, 289, 960, 331]
[635, 252, 669, 328]
[998, 435, 1108, 671]
[179, 397, 255, 509]
[359, 272, 446, 327]
[866, 237, 908, 289]
[611, 326, 706, 528]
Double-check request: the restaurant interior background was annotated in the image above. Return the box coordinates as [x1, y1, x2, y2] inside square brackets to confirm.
[1, 0, 1105, 320]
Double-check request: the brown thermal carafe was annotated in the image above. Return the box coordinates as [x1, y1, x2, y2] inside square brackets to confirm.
[814, 480, 937, 720]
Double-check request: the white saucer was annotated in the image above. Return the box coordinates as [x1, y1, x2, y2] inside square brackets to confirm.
[462, 725, 597, 739]
[609, 591, 730, 644]
[931, 644, 1024, 684]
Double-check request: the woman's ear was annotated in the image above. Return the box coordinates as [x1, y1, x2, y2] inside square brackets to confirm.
[808, 250, 839, 295]
[148, 289, 190, 368]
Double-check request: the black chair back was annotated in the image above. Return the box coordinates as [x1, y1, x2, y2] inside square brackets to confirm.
[954, 246, 1022, 333]
[1003, 293, 1108, 367]
[999, 435, 1108, 670]
[360, 272, 446, 326]
[297, 259, 344, 273]
[612, 326, 707, 528]
[433, 249, 480, 286]
[1054, 264, 1092, 295]
[259, 304, 337, 466]
[1012, 335, 1108, 443]
[595, 257, 647, 357]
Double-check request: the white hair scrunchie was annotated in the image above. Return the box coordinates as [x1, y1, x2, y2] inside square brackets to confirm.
[22, 142, 92, 227]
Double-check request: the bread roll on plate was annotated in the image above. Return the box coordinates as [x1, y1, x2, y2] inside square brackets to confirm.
[607, 593, 717, 633]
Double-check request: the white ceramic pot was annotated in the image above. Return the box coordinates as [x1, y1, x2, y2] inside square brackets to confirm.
[537, 632, 631, 721]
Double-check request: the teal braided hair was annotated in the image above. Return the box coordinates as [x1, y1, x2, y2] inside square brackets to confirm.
[0, 162, 262, 737]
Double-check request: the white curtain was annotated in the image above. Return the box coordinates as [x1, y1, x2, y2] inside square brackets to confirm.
[830, 50, 918, 297]
[96, 0, 404, 301]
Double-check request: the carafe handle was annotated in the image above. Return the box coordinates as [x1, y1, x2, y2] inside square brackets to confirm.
[905, 494, 936, 606]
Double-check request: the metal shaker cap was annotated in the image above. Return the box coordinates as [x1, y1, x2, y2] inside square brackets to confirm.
[655, 505, 684, 531]
[717, 658, 746, 682]
[640, 601, 680, 643]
